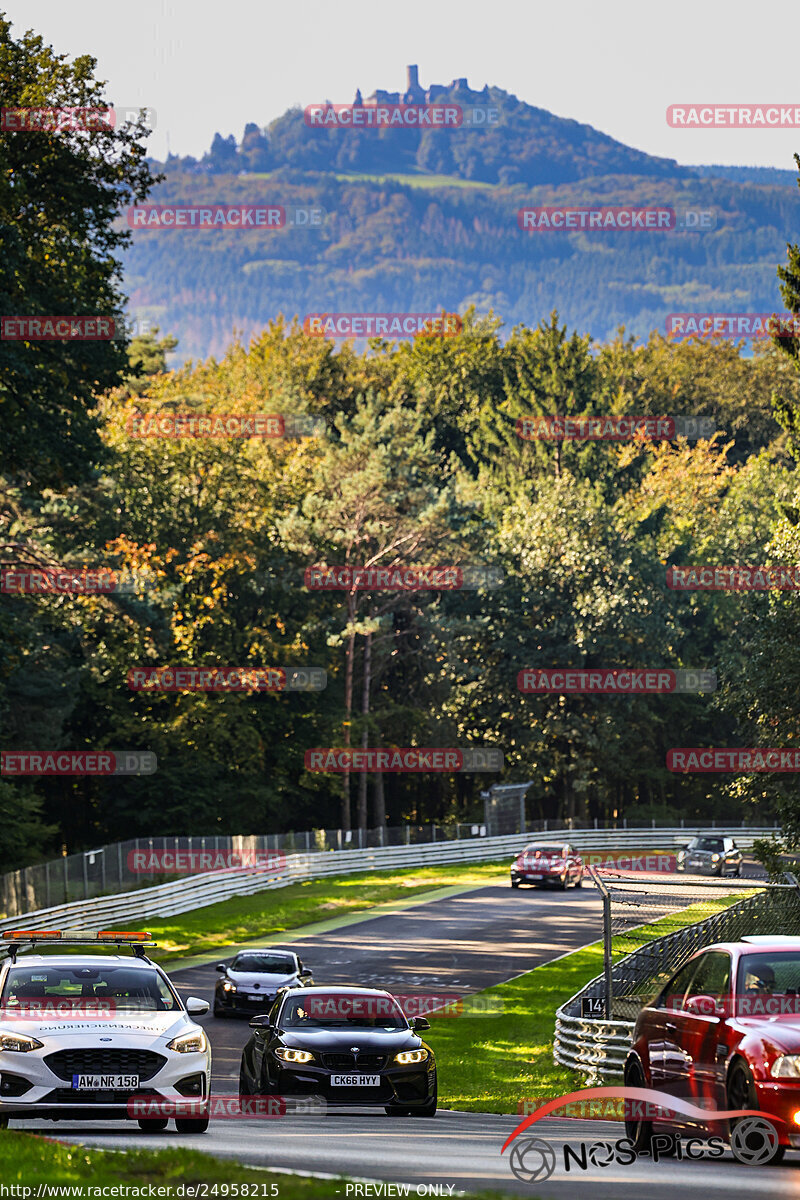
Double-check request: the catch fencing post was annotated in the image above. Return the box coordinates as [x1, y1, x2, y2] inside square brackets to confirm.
[589, 866, 613, 1020]
[45, 860, 51, 909]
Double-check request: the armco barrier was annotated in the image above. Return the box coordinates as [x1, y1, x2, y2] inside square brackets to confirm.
[0, 826, 777, 932]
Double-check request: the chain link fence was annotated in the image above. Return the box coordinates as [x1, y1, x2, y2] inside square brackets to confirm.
[596, 872, 800, 1020]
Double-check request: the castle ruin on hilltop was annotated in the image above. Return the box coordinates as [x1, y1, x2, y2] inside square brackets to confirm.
[353, 66, 490, 107]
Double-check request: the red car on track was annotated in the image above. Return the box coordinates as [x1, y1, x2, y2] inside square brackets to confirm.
[625, 936, 800, 1164]
[509, 842, 584, 890]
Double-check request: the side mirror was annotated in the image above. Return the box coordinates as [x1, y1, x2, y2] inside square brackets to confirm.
[684, 994, 722, 1017]
[185, 997, 210, 1016]
[411, 1016, 430, 1031]
[300, 969, 312, 979]
[249, 1014, 273, 1029]
[215, 963, 226, 973]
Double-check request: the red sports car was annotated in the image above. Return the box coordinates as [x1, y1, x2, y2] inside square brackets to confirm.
[509, 842, 584, 890]
[625, 936, 800, 1164]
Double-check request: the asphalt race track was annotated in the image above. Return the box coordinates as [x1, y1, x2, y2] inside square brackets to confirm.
[12, 862, 789, 1197]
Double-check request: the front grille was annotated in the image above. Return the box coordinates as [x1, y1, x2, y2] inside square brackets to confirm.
[43, 1086, 162, 1104]
[320, 1053, 387, 1070]
[44, 1049, 167, 1082]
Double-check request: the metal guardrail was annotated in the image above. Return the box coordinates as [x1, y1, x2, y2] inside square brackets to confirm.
[0, 825, 778, 933]
[553, 876, 798, 1080]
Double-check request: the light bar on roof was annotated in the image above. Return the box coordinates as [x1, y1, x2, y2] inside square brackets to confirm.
[97, 931, 151, 941]
[2, 930, 62, 940]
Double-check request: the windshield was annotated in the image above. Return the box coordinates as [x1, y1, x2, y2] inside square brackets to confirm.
[232, 954, 296, 974]
[522, 845, 565, 856]
[688, 837, 724, 852]
[280, 993, 408, 1030]
[737, 953, 800, 998]
[1, 964, 179, 1011]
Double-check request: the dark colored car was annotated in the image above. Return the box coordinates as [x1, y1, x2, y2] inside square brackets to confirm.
[625, 937, 800, 1164]
[214, 950, 312, 1018]
[676, 835, 743, 877]
[238, 985, 437, 1116]
[510, 842, 584, 890]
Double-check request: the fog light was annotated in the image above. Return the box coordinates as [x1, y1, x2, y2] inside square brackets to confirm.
[793, 1110, 800, 1126]
[176, 1073, 206, 1097]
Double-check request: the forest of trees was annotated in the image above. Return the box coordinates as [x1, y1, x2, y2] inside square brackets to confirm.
[3, 14, 800, 871]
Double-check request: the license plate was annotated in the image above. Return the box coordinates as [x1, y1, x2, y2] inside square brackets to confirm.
[330, 1074, 380, 1087]
[527, 874, 542, 880]
[248, 994, 265, 1001]
[71, 1074, 139, 1089]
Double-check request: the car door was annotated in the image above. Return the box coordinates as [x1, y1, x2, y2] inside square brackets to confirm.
[644, 958, 700, 1087]
[660, 951, 732, 1114]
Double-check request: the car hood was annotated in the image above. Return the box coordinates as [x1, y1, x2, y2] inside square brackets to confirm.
[280, 1028, 420, 1052]
[734, 1015, 800, 1046]
[0, 1010, 191, 1041]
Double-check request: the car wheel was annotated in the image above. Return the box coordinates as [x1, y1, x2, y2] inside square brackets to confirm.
[239, 1063, 252, 1097]
[138, 1118, 169, 1132]
[175, 1116, 209, 1134]
[736, 863, 743, 877]
[559, 875, 568, 890]
[511, 879, 520, 888]
[623, 1058, 653, 1153]
[0, 1116, 9, 1130]
[385, 1105, 411, 1116]
[575, 873, 584, 888]
[727, 1061, 785, 1164]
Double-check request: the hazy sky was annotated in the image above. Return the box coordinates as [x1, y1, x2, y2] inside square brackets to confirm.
[4, 0, 800, 169]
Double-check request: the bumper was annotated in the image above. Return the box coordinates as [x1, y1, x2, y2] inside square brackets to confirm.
[0, 1048, 210, 1121]
[216, 991, 277, 1015]
[271, 1062, 436, 1107]
[510, 871, 566, 886]
[753, 1079, 800, 1145]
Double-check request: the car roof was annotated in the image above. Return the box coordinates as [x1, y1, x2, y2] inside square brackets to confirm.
[692, 939, 800, 955]
[232, 949, 296, 957]
[292, 985, 394, 996]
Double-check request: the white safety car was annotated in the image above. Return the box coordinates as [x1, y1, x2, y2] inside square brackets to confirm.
[0, 929, 211, 1132]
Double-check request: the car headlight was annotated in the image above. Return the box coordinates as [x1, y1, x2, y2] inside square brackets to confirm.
[394, 1049, 429, 1064]
[677, 850, 686, 860]
[0, 1031, 43, 1053]
[221, 980, 236, 992]
[275, 1047, 314, 1063]
[711, 854, 720, 862]
[167, 1029, 208, 1054]
[771, 1056, 800, 1078]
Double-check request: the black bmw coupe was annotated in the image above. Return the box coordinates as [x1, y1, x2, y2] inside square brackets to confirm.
[238, 985, 437, 1116]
